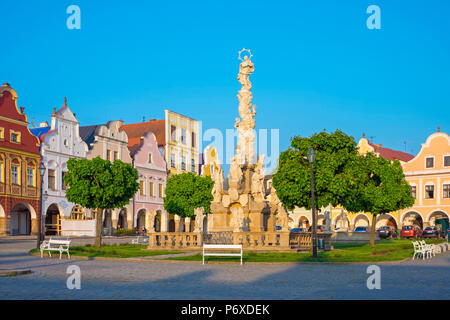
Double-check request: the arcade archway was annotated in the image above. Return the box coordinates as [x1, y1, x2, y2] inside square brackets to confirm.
[10, 203, 32, 235]
[45, 204, 61, 235]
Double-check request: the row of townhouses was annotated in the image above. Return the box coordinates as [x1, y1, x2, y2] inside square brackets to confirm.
[0, 83, 201, 236]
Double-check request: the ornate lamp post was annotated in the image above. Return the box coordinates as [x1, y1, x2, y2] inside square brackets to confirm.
[36, 162, 46, 249]
[307, 146, 318, 258]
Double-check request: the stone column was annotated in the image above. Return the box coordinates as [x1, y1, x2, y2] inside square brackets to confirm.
[184, 217, 191, 233]
[161, 211, 168, 232]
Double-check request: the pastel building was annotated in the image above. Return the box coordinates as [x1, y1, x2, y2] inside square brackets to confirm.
[398, 128, 450, 228]
[120, 126, 168, 232]
[30, 98, 91, 236]
[0, 83, 42, 236]
[79, 120, 133, 234]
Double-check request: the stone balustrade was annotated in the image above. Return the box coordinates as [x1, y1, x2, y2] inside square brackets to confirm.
[147, 231, 333, 252]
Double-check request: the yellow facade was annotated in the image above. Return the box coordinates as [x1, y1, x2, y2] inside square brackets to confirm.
[165, 110, 200, 175]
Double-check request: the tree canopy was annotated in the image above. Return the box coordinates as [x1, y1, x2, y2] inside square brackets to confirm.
[344, 152, 414, 246]
[64, 157, 139, 247]
[164, 172, 214, 218]
[272, 130, 359, 211]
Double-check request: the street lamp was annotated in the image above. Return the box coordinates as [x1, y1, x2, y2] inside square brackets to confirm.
[36, 162, 46, 249]
[307, 146, 318, 258]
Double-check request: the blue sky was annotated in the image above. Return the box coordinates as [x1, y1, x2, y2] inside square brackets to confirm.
[1, 0, 449, 165]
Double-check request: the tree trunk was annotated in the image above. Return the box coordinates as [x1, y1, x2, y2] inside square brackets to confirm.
[370, 214, 377, 248]
[95, 208, 103, 248]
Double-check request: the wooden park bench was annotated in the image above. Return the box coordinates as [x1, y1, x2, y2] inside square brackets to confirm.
[40, 238, 71, 259]
[202, 244, 243, 265]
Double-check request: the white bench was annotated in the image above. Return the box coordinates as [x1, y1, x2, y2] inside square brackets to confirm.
[202, 244, 243, 265]
[132, 236, 149, 245]
[40, 238, 71, 259]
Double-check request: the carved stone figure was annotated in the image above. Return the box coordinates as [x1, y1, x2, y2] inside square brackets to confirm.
[193, 207, 204, 232]
[212, 164, 224, 203]
[251, 155, 266, 200]
[324, 211, 331, 232]
[230, 206, 244, 232]
[228, 155, 243, 186]
[148, 210, 156, 232]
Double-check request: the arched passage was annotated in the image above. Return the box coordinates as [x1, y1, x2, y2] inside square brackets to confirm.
[45, 203, 61, 235]
[333, 213, 350, 230]
[117, 208, 127, 230]
[427, 210, 449, 226]
[10, 203, 33, 235]
[353, 214, 370, 228]
[168, 214, 175, 232]
[103, 209, 113, 235]
[376, 214, 398, 230]
[136, 209, 146, 231]
[402, 211, 424, 229]
[298, 216, 310, 229]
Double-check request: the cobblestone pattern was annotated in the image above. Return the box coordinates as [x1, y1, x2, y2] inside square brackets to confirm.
[1, 238, 449, 299]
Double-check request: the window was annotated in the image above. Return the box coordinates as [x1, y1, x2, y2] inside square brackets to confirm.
[426, 157, 434, 168]
[48, 169, 56, 191]
[0, 128, 4, 139]
[191, 132, 195, 148]
[149, 182, 154, 196]
[106, 150, 111, 161]
[411, 186, 416, 199]
[445, 156, 450, 167]
[148, 153, 152, 164]
[181, 156, 186, 171]
[62, 171, 67, 190]
[159, 184, 163, 198]
[113, 151, 118, 161]
[425, 185, 434, 199]
[191, 159, 195, 173]
[12, 165, 19, 184]
[444, 184, 450, 198]
[170, 153, 176, 168]
[171, 125, 177, 142]
[27, 168, 34, 187]
[11, 132, 20, 143]
[181, 128, 186, 144]
[139, 181, 145, 195]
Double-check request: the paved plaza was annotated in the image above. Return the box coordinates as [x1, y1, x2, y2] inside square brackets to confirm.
[0, 238, 449, 300]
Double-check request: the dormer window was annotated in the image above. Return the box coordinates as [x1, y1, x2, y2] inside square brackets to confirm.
[425, 157, 434, 168]
[10, 131, 21, 143]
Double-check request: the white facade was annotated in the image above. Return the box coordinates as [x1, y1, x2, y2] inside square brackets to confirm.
[37, 102, 90, 235]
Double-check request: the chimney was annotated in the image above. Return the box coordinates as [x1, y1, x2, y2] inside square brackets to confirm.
[20, 106, 24, 113]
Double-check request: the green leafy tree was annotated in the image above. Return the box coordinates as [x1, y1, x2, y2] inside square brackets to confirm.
[64, 157, 139, 248]
[272, 130, 359, 212]
[344, 152, 414, 247]
[164, 172, 214, 219]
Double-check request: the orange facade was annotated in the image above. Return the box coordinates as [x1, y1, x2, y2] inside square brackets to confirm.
[399, 129, 450, 228]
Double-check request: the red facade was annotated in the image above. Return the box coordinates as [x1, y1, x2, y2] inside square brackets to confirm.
[0, 83, 42, 235]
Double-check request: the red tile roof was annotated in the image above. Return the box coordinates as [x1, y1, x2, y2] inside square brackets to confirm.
[368, 142, 415, 162]
[120, 120, 166, 153]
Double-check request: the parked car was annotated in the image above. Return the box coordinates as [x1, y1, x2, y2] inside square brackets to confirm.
[290, 227, 305, 232]
[353, 226, 369, 232]
[422, 226, 439, 238]
[400, 225, 422, 239]
[377, 226, 398, 239]
[333, 227, 348, 232]
[307, 225, 324, 233]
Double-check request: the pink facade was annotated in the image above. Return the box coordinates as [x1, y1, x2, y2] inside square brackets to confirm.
[130, 131, 169, 232]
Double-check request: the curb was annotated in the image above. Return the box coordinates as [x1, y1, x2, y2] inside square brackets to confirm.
[29, 251, 413, 265]
[0, 269, 32, 277]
